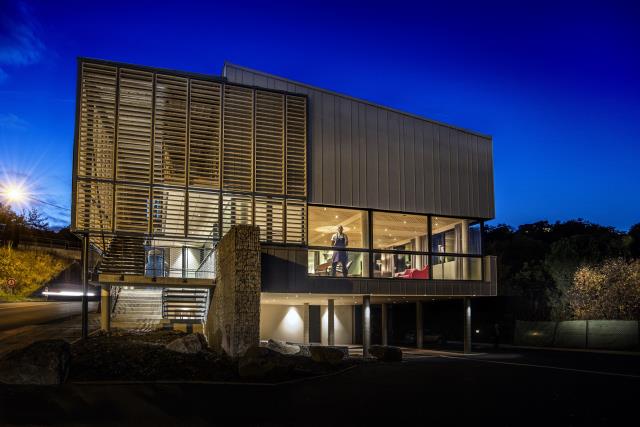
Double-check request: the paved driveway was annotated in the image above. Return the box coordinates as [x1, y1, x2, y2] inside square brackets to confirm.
[1, 346, 637, 425]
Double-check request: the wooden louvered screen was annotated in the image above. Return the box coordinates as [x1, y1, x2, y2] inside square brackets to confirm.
[77, 63, 116, 180]
[75, 181, 113, 231]
[221, 193, 253, 236]
[154, 75, 188, 186]
[116, 68, 153, 183]
[189, 80, 221, 188]
[74, 60, 307, 245]
[286, 199, 306, 244]
[151, 187, 185, 237]
[255, 91, 284, 194]
[285, 96, 307, 197]
[222, 85, 253, 191]
[115, 184, 150, 233]
[188, 191, 220, 239]
[254, 196, 284, 243]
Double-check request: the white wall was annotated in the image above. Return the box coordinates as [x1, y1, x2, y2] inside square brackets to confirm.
[260, 304, 354, 345]
[321, 305, 353, 345]
[260, 305, 305, 343]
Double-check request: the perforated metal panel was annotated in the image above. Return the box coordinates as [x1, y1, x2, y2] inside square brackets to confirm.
[255, 91, 284, 194]
[189, 80, 221, 188]
[222, 85, 254, 191]
[116, 68, 153, 183]
[254, 196, 284, 243]
[154, 75, 188, 186]
[286, 95, 307, 197]
[77, 63, 116, 180]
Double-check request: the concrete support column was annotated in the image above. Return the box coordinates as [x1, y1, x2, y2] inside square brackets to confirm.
[464, 297, 472, 354]
[381, 303, 388, 346]
[303, 302, 310, 344]
[362, 295, 371, 358]
[100, 285, 111, 332]
[416, 301, 423, 349]
[327, 299, 335, 345]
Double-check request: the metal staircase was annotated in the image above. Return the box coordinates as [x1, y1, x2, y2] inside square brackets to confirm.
[99, 236, 146, 275]
[111, 287, 163, 330]
[162, 288, 209, 321]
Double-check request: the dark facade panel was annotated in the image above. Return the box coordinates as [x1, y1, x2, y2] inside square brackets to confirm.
[224, 64, 495, 219]
[261, 247, 496, 297]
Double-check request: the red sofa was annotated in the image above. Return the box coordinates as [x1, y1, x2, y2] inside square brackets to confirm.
[396, 265, 430, 279]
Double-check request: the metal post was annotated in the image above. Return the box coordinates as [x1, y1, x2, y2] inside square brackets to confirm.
[100, 284, 111, 332]
[81, 234, 89, 339]
[362, 295, 371, 358]
[303, 302, 310, 344]
[328, 299, 335, 345]
[464, 297, 472, 354]
[381, 303, 388, 346]
[416, 301, 423, 349]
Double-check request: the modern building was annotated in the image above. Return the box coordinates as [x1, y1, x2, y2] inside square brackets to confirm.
[71, 58, 496, 353]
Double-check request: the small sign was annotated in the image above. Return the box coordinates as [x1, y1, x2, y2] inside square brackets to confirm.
[7, 278, 16, 287]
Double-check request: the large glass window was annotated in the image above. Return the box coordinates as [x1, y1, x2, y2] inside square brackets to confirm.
[308, 249, 369, 277]
[373, 253, 429, 279]
[373, 212, 427, 251]
[308, 206, 369, 249]
[431, 217, 481, 254]
[431, 255, 482, 280]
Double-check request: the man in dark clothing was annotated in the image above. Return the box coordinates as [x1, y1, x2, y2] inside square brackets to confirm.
[494, 322, 501, 349]
[331, 225, 349, 277]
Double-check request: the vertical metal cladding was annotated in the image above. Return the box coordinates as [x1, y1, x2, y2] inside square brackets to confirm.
[223, 64, 495, 220]
[73, 59, 308, 243]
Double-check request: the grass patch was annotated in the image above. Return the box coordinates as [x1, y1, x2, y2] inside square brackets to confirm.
[0, 246, 71, 300]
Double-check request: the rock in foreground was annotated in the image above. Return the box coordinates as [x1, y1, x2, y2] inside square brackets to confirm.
[266, 339, 301, 355]
[369, 345, 403, 362]
[0, 339, 71, 385]
[309, 346, 348, 365]
[165, 333, 207, 354]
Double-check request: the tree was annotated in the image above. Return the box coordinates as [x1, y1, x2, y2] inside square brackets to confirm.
[568, 259, 640, 320]
[25, 208, 49, 231]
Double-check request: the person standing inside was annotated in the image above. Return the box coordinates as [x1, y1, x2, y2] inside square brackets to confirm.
[331, 225, 349, 277]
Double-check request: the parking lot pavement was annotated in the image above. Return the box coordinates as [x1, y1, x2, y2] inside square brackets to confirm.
[0, 308, 99, 356]
[2, 344, 638, 426]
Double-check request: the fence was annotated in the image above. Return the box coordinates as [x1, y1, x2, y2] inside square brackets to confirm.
[514, 320, 640, 351]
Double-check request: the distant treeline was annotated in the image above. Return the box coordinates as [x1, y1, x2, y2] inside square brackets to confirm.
[0, 202, 77, 248]
[485, 219, 640, 320]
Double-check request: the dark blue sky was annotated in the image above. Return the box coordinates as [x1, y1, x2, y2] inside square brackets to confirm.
[0, 0, 638, 230]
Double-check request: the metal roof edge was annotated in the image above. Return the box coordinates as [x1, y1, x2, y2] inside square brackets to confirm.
[223, 61, 492, 140]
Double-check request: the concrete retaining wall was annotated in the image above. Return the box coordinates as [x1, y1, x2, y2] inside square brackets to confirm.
[514, 320, 640, 350]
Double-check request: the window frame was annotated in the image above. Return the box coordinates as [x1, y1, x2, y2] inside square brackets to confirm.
[306, 203, 486, 281]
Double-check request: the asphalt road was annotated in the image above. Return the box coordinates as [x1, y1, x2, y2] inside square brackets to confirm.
[1, 346, 638, 426]
[0, 302, 87, 331]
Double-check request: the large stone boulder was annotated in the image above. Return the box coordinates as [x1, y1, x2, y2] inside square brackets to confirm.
[369, 345, 403, 362]
[165, 333, 207, 354]
[238, 346, 289, 379]
[0, 339, 71, 385]
[266, 339, 301, 355]
[309, 346, 348, 365]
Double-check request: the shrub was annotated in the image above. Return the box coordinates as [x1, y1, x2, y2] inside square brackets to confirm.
[568, 258, 640, 320]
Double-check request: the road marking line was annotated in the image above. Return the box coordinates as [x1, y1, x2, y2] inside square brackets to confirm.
[440, 355, 640, 379]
